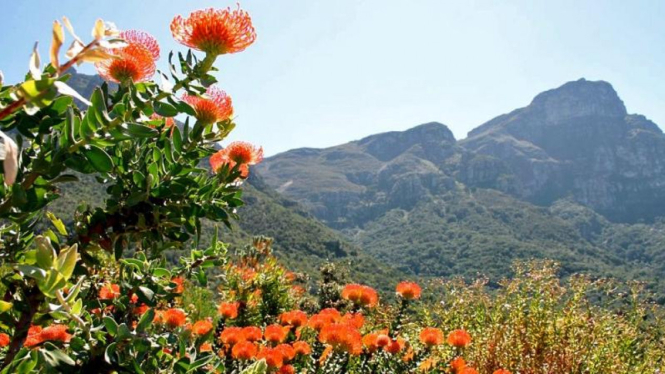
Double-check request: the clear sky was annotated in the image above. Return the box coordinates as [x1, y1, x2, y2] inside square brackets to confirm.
[1, 1, 663, 156]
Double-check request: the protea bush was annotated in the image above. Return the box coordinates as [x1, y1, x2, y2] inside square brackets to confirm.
[0, 4, 664, 374]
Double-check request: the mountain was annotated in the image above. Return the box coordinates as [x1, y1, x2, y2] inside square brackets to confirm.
[461, 79, 665, 223]
[257, 79, 665, 294]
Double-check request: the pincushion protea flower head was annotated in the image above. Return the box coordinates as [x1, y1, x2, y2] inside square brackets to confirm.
[192, 320, 213, 335]
[264, 324, 290, 343]
[447, 329, 472, 348]
[318, 323, 363, 355]
[293, 341, 311, 356]
[95, 30, 160, 83]
[99, 283, 120, 300]
[451, 357, 467, 372]
[396, 281, 422, 300]
[232, 341, 258, 360]
[209, 141, 263, 178]
[170, 6, 256, 56]
[257, 346, 284, 369]
[182, 86, 233, 125]
[242, 326, 263, 341]
[492, 369, 512, 374]
[280, 310, 308, 328]
[341, 284, 379, 308]
[163, 308, 187, 328]
[419, 327, 444, 347]
[220, 326, 246, 345]
[218, 301, 240, 319]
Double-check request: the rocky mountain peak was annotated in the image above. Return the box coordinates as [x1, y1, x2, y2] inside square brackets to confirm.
[358, 122, 456, 161]
[529, 78, 627, 123]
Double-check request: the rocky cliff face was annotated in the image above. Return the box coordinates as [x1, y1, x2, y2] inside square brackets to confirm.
[461, 79, 665, 223]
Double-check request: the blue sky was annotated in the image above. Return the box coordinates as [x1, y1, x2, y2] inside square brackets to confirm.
[1, 1, 663, 156]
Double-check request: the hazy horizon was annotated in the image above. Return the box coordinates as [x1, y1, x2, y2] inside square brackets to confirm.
[2, 0, 663, 156]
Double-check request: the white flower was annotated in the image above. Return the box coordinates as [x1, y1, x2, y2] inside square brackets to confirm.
[0, 131, 19, 186]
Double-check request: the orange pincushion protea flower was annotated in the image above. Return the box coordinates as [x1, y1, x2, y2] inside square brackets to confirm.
[242, 326, 262, 341]
[420, 327, 444, 347]
[376, 333, 391, 348]
[447, 329, 472, 348]
[396, 281, 422, 300]
[280, 310, 308, 328]
[232, 341, 258, 360]
[170, 6, 256, 56]
[293, 341, 311, 356]
[307, 308, 342, 331]
[182, 85, 233, 125]
[493, 370, 511, 374]
[39, 324, 72, 343]
[362, 333, 379, 353]
[276, 344, 296, 362]
[163, 308, 187, 328]
[384, 337, 406, 354]
[171, 277, 185, 293]
[218, 301, 239, 319]
[460, 368, 479, 374]
[99, 283, 121, 300]
[192, 320, 213, 335]
[341, 284, 379, 308]
[340, 312, 365, 329]
[264, 324, 290, 344]
[0, 333, 9, 347]
[24, 326, 43, 348]
[210, 141, 263, 178]
[318, 323, 363, 355]
[277, 365, 295, 374]
[451, 357, 467, 372]
[257, 346, 284, 369]
[200, 342, 213, 352]
[95, 30, 159, 83]
[220, 327, 246, 345]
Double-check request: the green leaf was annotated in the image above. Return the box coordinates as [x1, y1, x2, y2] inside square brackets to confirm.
[71, 298, 83, 316]
[117, 323, 132, 340]
[153, 101, 178, 117]
[64, 276, 85, 303]
[137, 286, 154, 302]
[172, 125, 182, 153]
[17, 265, 47, 280]
[136, 309, 154, 333]
[46, 212, 68, 235]
[42, 344, 76, 367]
[15, 350, 39, 374]
[152, 268, 171, 278]
[240, 360, 267, 374]
[49, 174, 79, 184]
[122, 123, 158, 138]
[35, 237, 56, 269]
[187, 355, 212, 373]
[0, 300, 12, 313]
[82, 145, 114, 172]
[104, 342, 117, 364]
[38, 270, 66, 298]
[103, 317, 118, 337]
[55, 244, 78, 281]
